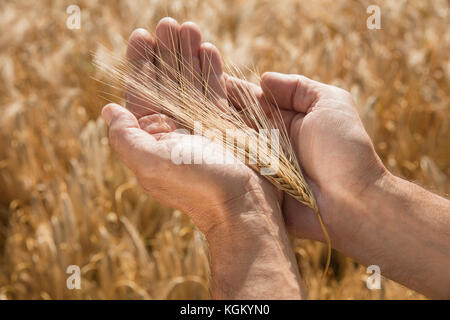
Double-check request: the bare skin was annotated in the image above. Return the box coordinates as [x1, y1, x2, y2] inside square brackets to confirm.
[102, 18, 302, 299]
[226, 73, 450, 299]
[103, 18, 450, 299]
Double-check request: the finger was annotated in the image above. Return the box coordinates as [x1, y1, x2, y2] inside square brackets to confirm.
[102, 103, 158, 173]
[156, 17, 181, 82]
[179, 22, 202, 92]
[226, 74, 296, 131]
[125, 28, 157, 118]
[225, 73, 271, 127]
[138, 113, 177, 135]
[126, 28, 156, 62]
[102, 103, 139, 129]
[225, 74, 267, 111]
[261, 72, 327, 113]
[200, 42, 227, 108]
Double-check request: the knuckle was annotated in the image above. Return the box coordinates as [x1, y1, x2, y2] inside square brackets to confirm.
[326, 85, 353, 101]
[297, 74, 309, 83]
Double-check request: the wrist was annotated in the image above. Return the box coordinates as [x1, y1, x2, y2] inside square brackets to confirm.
[331, 170, 450, 298]
[204, 185, 304, 299]
[204, 175, 282, 244]
[322, 164, 392, 250]
[332, 167, 394, 242]
[205, 185, 282, 249]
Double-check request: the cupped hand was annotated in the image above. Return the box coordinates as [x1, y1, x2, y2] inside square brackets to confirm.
[102, 18, 280, 236]
[226, 72, 387, 245]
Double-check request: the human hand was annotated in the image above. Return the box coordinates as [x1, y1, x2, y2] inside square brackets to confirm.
[102, 18, 303, 299]
[227, 72, 450, 299]
[226, 72, 387, 247]
[103, 18, 281, 236]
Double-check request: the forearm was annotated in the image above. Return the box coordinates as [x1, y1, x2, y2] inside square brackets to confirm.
[338, 172, 450, 298]
[206, 191, 304, 299]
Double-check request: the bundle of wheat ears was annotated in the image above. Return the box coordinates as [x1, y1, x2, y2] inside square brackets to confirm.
[94, 30, 332, 276]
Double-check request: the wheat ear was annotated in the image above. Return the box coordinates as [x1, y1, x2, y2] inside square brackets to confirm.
[94, 34, 332, 277]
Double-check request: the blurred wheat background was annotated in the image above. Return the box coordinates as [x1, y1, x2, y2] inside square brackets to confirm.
[0, 0, 448, 299]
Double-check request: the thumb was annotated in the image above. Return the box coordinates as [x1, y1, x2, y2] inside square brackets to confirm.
[260, 72, 324, 113]
[102, 103, 158, 174]
[261, 72, 353, 114]
[102, 103, 140, 128]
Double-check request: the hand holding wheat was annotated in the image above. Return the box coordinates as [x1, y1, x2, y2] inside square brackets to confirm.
[96, 17, 343, 278]
[100, 21, 285, 235]
[98, 15, 432, 297]
[100, 18, 309, 299]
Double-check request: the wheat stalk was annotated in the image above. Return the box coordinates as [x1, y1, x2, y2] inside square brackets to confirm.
[94, 34, 332, 276]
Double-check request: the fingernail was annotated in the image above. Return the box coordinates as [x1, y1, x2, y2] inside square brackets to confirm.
[102, 106, 113, 125]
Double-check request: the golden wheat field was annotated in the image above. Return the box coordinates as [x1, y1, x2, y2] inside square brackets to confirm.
[0, 0, 448, 300]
